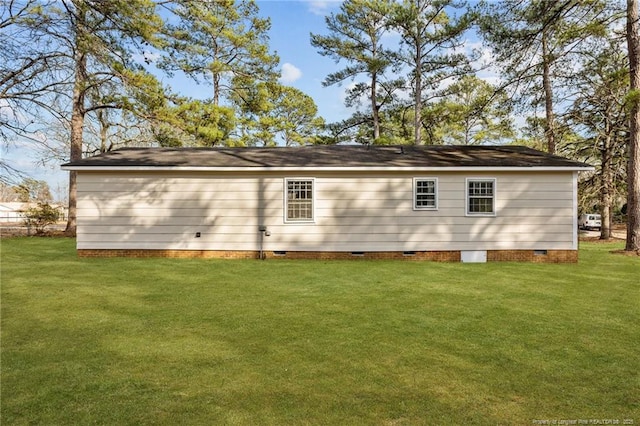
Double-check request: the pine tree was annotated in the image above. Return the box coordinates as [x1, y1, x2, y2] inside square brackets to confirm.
[390, 0, 472, 145]
[159, 0, 279, 107]
[311, 0, 396, 141]
[478, 0, 616, 154]
[626, 0, 640, 251]
[424, 75, 514, 145]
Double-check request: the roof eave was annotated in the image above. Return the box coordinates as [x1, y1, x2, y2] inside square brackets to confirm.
[61, 165, 595, 172]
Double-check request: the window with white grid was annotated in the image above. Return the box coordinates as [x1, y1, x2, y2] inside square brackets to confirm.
[466, 178, 496, 216]
[414, 178, 438, 210]
[285, 179, 314, 222]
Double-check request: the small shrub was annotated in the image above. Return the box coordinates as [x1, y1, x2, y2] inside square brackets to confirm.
[24, 203, 60, 235]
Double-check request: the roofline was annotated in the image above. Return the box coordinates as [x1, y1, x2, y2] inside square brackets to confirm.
[61, 165, 594, 172]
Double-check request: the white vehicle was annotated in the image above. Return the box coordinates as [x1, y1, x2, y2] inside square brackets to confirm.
[578, 213, 602, 230]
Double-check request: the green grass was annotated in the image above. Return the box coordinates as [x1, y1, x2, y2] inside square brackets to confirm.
[1, 238, 638, 425]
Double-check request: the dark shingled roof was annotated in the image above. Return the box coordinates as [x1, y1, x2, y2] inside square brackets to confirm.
[62, 145, 591, 169]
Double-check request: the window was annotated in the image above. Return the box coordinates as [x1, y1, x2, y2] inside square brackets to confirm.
[466, 178, 496, 216]
[414, 178, 438, 210]
[285, 178, 314, 222]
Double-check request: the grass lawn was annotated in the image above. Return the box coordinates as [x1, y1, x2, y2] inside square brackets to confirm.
[1, 238, 638, 425]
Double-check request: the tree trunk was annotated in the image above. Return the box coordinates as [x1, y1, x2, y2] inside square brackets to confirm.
[213, 72, 220, 106]
[465, 116, 471, 145]
[371, 72, 380, 141]
[600, 134, 612, 239]
[414, 43, 422, 145]
[65, 79, 85, 237]
[98, 109, 108, 153]
[65, 71, 86, 236]
[626, 0, 640, 252]
[65, 6, 87, 237]
[542, 31, 556, 154]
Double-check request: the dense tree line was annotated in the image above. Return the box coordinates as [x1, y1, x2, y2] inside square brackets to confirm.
[1, 0, 638, 250]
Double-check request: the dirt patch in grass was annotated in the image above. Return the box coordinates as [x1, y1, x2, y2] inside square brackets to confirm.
[611, 248, 640, 257]
[580, 237, 640, 255]
[0, 226, 66, 238]
[579, 229, 639, 256]
[580, 236, 625, 243]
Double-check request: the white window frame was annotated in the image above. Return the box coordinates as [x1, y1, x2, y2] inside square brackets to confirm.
[466, 178, 497, 217]
[284, 178, 315, 223]
[413, 177, 438, 210]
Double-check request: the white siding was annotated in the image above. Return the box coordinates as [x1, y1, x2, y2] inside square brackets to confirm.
[76, 171, 576, 251]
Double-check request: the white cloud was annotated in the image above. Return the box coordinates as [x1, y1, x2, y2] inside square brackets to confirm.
[279, 62, 303, 83]
[306, 0, 340, 16]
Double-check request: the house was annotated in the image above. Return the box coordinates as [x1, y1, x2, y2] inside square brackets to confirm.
[0, 202, 67, 224]
[0, 202, 31, 223]
[61, 145, 592, 262]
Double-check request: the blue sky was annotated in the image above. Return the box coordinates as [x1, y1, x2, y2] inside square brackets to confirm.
[260, 0, 349, 123]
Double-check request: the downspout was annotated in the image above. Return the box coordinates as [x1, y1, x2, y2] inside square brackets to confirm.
[258, 225, 270, 260]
